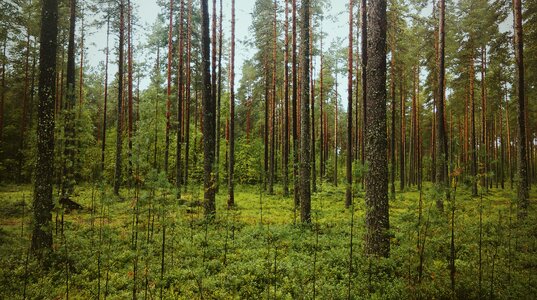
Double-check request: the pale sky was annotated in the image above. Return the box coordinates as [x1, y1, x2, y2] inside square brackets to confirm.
[86, 0, 349, 92]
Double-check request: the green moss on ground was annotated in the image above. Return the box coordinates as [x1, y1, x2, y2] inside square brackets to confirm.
[0, 181, 536, 299]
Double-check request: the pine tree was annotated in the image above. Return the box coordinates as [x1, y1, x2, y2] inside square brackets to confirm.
[365, 0, 389, 257]
[435, 0, 448, 210]
[514, 0, 529, 218]
[164, 0, 174, 175]
[61, 0, 77, 200]
[345, 0, 354, 209]
[201, 0, 216, 218]
[32, 0, 58, 260]
[113, 0, 125, 195]
[101, 15, 110, 174]
[283, 0, 290, 197]
[300, 0, 311, 223]
[228, 0, 236, 207]
[176, 0, 185, 196]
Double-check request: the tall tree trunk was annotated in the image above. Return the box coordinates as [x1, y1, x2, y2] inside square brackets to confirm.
[292, 0, 299, 207]
[127, 0, 134, 182]
[32, 0, 58, 259]
[334, 70, 338, 187]
[0, 39, 6, 149]
[228, 0, 235, 207]
[113, 0, 125, 195]
[269, 0, 277, 195]
[153, 47, 160, 170]
[514, 0, 528, 217]
[435, 0, 448, 209]
[399, 73, 405, 190]
[101, 16, 110, 174]
[184, 0, 192, 188]
[355, 9, 360, 170]
[345, 0, 354, 208]
[416, 66, 422, 189]
[201, 0, 216, 218]
[365, 0, 389, 257]
[283, 0, 290, 197]
[164, 0, 174, 175]
[264, 67, 269, 191]
[78, 6, 84, 109]
[500, 92, 505, 189]
[470, 53, 477, 196]
[505, 85, 513, 189]
[20, 28, 31, 181]
[310, 8, 316, 193]
[61, 0, 77, 200]
[389, 33, 396, 200]
[360, 0, 367, 177]
[244, 99, 250, 142]
[212, 0, 220, 192]
[431, 104, 436, 182]
[480, 47, 487, 189]
[319, 31, 324, 179]
[176, 0, 185, 196]
[299, 0, 311, 224]
[464, 89, 468, 171]
[411, 65, 420, 186]
[215, 0, 223, 192]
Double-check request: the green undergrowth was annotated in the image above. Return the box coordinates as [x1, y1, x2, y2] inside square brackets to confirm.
[0, 180, 536, 299]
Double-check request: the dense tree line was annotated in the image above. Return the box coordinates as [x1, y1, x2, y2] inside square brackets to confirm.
[0, 0, 535, 264]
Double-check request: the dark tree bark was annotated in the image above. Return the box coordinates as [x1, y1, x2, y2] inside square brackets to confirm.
[61, 0, 77, 200]
[32, 0, 58, 259]
[201, 0, 216, 218]
[345, 0, 354, 209]
[435, 0, 448, 210]
[514, 0, 529, 218]
[299, 0, 311, 224]
[113, 0, 125, 195]
[365, 0, 389, 257]
[164, 0, 174, 175]
[228, 0, 235, 207]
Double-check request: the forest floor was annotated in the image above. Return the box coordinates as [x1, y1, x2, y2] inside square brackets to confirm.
[0, 180, 536, 299]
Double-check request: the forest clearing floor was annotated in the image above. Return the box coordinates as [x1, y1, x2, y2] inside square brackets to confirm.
[0, 181, 536, 299]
